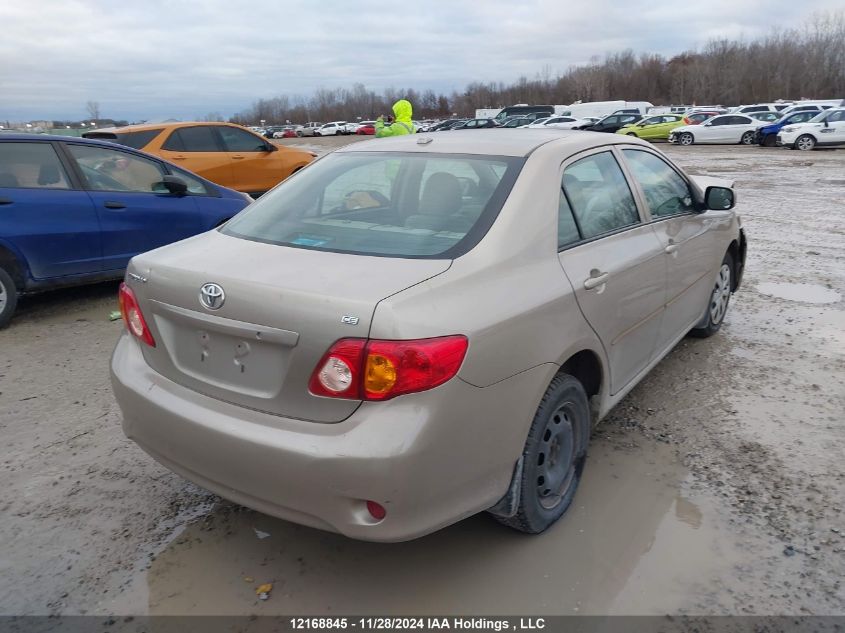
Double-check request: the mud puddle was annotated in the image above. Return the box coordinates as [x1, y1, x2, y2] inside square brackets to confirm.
[756, 282, 841, 305]
[101, 440, 754, 616]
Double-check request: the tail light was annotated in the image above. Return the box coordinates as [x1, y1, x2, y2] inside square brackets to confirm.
[118, 282, 155, 347]
[683, 117, 691, 125]
[309, 336, 468, 401]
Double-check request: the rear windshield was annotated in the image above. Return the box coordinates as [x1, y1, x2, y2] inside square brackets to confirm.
[222, 151, 524, 258]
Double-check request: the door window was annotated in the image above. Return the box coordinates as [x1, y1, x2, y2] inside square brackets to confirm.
[219, 127, 268, 152]
[162, 126, 221, 152]
[0, 142, 71, 189]
[68, 145, 165, 193]
[557, 189, 581, 248]
[622, 150, 694, 218]
[562, 152, 640, 239]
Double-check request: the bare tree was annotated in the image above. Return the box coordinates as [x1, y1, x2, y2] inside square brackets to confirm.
[86, 101, 101, 121]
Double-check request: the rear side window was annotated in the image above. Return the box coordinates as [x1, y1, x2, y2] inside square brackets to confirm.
[0, 142, 71, 189]
[113, 129, 163, 149]
[222, 152, 523, 258]
[162, 126, 220, 152]
[562, 152, 639, 239]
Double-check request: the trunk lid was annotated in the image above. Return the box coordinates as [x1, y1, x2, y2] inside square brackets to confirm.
[128, 231, 451, 422]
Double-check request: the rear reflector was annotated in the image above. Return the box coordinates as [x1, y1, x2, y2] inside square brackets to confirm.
[366, 500, 387, 521]
[118, 282, 155, 347]
[309, 336, 468, 401]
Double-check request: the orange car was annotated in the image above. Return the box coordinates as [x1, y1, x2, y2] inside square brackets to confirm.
[84, 122, 314, 196]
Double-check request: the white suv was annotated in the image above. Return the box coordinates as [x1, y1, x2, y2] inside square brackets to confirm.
[315, 122, 348, 136]
[777, 108, 845, 150]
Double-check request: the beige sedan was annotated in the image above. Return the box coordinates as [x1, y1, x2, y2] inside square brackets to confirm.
[110, 130, 747, 541]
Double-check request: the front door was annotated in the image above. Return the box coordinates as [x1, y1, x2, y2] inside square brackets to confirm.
[64, 143, 202, 272]
[556, 149, 666, 394]
[216, 125, 286, 194]
[620, 148, 717, 352]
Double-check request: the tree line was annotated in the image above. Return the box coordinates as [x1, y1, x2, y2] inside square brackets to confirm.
[227, 11, 844, 124]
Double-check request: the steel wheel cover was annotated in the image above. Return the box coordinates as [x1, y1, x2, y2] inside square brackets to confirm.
[710, 264, 732, 325]
[536, 402, 577, 510]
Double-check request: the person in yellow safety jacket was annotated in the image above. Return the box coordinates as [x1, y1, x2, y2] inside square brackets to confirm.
[375, 99, 415, 137]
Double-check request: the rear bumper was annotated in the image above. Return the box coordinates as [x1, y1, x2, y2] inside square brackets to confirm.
[110, 334, 545, 541]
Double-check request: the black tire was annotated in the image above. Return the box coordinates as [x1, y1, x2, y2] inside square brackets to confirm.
[0, 266, 19, 329]
[296, 130, 303, 137]
[678, 132, 694, 146]
[690, 252, 734, 338]
[740, 131, 755, 145]
[494, 373, 590, 534]
[795, 134, 816, 151]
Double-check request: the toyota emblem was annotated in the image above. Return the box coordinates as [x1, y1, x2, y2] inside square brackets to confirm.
[199, 283, 225, 310]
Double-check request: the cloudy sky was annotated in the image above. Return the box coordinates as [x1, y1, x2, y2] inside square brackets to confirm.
[1, 0, 840, 122]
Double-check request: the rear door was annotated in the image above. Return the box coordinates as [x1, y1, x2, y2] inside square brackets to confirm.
[64, 143, 202, 272]
[157, 125, 235, 188]
[216, 125, 290, 194]
[557, 148, 666, 394]
[0, 140, 102, 279]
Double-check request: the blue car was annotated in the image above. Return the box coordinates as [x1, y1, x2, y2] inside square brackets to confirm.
[0, 134, 251, 327]
[755, 109, 823, 146]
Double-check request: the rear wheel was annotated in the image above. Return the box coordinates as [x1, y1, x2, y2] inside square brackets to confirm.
[690, 252, 733, 338]
[494, 374, 589, 534]
[0, 266, 19, 329]
[795, 134, 816, 151]
[678, 132, 694, 146]
[740, 131, 755, 145]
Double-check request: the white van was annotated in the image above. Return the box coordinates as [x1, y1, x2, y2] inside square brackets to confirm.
[556, 101, 653, 119]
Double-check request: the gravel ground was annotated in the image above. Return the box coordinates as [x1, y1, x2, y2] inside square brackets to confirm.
[0, 138, 843, 617]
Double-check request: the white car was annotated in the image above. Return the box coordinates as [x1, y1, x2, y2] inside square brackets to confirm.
[315, 121, 348, 136]
[527, 116, 592, 130]
[777, 107, 845, 150]
[668, 114, 762, 146]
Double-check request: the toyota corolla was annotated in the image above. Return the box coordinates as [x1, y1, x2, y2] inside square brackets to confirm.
[110, 130, 747, 541]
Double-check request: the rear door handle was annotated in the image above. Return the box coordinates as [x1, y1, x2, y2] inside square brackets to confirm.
[232, 155, 245, 160]
[104, 201, 126, 209]
[584, 272, 609, 290]
[665, 243, 678, 254]
[0, 197, 13, 205]
[172, 155, 187, 160]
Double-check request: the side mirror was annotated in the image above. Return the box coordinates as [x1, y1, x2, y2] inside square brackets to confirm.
[705, 186, 735, 211]
[264, 143, 278, 152]
[824, 120, 830, 128]
[153, 175, 188, 196]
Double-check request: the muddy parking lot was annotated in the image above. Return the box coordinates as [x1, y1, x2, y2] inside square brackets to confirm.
[1, 138, 843, 617]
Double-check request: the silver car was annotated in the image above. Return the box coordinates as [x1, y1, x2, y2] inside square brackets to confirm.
[111, 130, 747, 541]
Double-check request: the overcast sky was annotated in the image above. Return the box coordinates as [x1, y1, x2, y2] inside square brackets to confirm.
[1, 0, 840, 122]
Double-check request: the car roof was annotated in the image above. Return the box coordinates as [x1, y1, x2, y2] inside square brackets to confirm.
[338, 128, 649, 157]
[0, 133, 143, 150]
[98, 121, 246, 133]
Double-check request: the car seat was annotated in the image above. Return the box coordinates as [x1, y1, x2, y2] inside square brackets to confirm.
[405, 172, 463, 232]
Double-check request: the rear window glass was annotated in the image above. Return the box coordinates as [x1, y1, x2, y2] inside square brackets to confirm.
[222, 152, 523, 258]
[113, 129, 163, 149]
